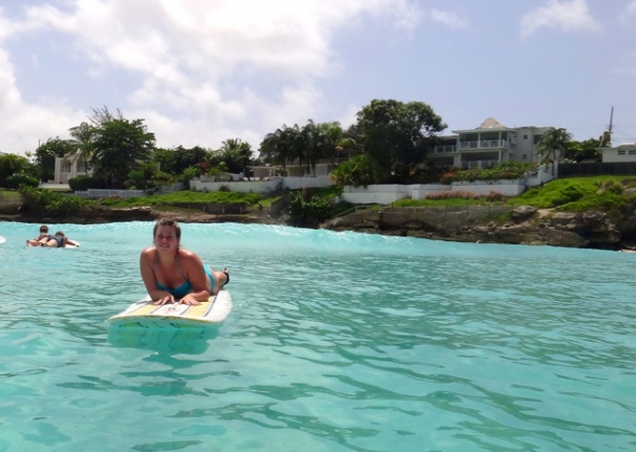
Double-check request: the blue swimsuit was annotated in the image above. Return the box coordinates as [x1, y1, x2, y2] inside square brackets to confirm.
[154, 254, 214, 298]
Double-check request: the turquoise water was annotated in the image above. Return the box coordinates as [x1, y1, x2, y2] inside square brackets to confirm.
[0, 221, 635, 452]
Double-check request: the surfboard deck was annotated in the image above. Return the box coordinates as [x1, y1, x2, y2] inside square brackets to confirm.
[108, 290, 232, 328]
[0, 237, 5, 245]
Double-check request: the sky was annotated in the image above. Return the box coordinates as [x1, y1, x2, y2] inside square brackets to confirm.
[1, 0, 635, 157]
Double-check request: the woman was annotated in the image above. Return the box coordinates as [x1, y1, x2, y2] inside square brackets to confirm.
[140, 218, 229, 306]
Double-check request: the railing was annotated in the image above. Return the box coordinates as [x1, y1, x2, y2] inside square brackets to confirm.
[459, 140, 509, 150]
[432, 144, 457, 154]
[74, 189, 146, 199]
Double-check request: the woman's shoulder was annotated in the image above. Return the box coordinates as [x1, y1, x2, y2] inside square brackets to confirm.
[140, 246, 157, 257]
[178, 248, 203, 263]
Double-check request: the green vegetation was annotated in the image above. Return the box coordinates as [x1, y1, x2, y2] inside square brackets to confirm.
[387, 176, 636, 220]
[513, 176, 634, 212]
[19, 186, 89, 217]
[330, 154, 387, 187]
[0, 190, 21, 201]
[440, 162, 532, 184]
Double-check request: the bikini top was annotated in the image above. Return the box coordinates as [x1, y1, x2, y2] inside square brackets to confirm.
[153, 252, 192, 298]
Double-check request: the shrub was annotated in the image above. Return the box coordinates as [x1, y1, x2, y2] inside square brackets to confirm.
[288, 191, 333, 227]
[440, 172, 457, 185]
[444, 162, 533, 184]
[19, 186, 88, 217]
[330, 155, 387, 187]
[427, 190, 481, 200]
[596, 179, 624, 195]
[6, 174, 39, 189]
[68, 176, 106, 191]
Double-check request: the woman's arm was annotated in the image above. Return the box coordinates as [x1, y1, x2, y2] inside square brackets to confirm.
[139, 248, 176, 305]
[179, 250, 211, 305]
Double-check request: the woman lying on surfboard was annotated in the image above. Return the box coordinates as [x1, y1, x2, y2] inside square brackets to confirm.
[140, 218, 229, 306]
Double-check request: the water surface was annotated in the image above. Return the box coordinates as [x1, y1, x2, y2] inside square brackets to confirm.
[0, 221, 635, 451]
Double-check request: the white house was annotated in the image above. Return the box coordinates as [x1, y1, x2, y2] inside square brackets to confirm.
[598, 143, 636, 163]
[53, 153, 90, 184]
[427, 117, 551, 169]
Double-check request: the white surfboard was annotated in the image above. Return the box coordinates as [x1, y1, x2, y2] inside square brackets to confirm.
[0, 236, 5, 245]
[108, 290, 232, 328]
[26, 241, 80, 248]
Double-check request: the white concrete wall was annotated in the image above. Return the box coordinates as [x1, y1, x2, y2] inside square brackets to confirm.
[342, 184, 410, 204]
[75, 189, 146, 199]
[283, 175, 334, 189]
[525, 164, 555, 186]
[450, 180, 526, 196]
[341, 177, 541, 205]
[190, 175, 334, 193]
[190, 178, 281, 193]
[411, 184, 449, 199]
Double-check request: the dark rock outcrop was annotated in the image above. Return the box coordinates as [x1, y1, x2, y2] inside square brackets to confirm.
[322, 206, 625, 249]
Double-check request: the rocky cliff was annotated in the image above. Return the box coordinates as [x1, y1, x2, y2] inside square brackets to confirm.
[322, 205, 634, 250]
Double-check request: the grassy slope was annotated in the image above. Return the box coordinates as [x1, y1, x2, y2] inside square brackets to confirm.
[391, 176, 636, 213]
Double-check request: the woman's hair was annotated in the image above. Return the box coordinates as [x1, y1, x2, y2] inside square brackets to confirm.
[55, 231, 65, 237]
[153, 218, 181, 239]
[40, 225, 49, 233]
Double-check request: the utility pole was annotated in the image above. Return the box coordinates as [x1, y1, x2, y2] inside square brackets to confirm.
[608, 106, 614, 145]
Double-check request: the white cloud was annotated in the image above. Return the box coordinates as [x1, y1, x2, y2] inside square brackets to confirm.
[430, 9, 468, 29]
[0, 0, 428, 154]
[625, 1, 636, 18]
[520, 0, 601, 39]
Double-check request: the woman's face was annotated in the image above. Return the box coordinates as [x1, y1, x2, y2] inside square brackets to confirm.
[154, 225, 179, 251]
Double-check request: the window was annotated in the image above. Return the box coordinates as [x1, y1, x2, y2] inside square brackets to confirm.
[522, 154, 527, 160]
[629, 150, 636, 155]
[523, 134, 528, 139]
[61, 161, 71, 173]
[618, 150, 626, 155]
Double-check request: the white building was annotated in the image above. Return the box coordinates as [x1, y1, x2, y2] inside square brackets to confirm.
[53, 153, 90, 184]
[598, 143, 636, 163]
[427, 117, 551, 169]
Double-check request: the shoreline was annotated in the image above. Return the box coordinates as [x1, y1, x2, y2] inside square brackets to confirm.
[2, 206, 634, 252]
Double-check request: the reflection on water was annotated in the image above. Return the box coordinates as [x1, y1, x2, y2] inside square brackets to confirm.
[107, 325, 219, 355]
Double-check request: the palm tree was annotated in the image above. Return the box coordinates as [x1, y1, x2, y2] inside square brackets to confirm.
[258, 126, 294, 175]
[67, 121, 97, 173]
[218, 138, 253, 174]
[537, 127, 572, 175]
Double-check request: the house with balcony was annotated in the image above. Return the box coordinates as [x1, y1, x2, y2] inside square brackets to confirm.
[53, 153, 90, 184]
[427, 117, 551, 169]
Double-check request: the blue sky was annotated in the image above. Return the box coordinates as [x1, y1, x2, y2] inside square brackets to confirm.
[1, 0, 635, 157]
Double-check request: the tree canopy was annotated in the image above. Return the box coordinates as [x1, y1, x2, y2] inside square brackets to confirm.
[90, 117, 156, 187]
[537, 127, 572, 174]
[355, 99, 446, 182]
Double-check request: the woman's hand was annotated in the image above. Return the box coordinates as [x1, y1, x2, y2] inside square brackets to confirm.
[179, 294, 201, 306]
[152, 293, 175, 305]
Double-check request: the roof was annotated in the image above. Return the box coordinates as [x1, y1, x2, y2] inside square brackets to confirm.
[477, 117, 505, 129]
